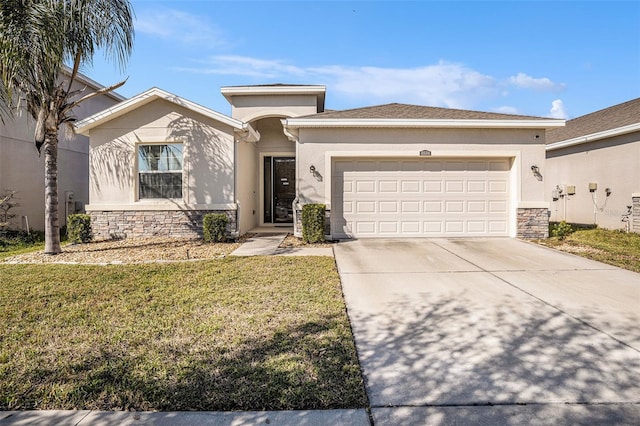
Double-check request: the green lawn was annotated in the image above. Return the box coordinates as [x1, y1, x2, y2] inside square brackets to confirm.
[541, 228, 640, 272]
[0, 257, 366, 411]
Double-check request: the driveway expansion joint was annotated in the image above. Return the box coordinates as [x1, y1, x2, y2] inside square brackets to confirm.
[432, 241, 640, 354]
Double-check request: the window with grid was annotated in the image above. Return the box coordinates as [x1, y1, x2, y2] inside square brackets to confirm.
[138, 144, 183, 199]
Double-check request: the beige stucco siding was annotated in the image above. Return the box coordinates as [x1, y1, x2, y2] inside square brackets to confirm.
[87, 98, 236, 210]
[228, 94, 319, 122]
[0, 76, 119, 230]
[545, 132, 640, 229]
[237, 140, 257, 234]
[296, 127, 547, 209]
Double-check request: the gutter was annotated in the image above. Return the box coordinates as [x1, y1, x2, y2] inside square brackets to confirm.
[546, 123, 640, 151]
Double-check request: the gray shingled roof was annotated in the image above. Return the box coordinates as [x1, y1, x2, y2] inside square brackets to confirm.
[296, 103, 550, 120]
[546, 98, 640, 144]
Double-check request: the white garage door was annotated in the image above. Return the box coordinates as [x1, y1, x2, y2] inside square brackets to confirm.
[332, 158, 511, 238]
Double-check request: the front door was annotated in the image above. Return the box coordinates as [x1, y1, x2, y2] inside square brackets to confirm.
[263, 156, 295, 224]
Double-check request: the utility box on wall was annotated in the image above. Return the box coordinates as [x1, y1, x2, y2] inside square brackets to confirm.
[589, 183, 597, 192]
[566, 185, 576, 195]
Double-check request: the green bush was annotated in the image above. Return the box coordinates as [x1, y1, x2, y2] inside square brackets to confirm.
[67, 214, 92, 244]
[203, 213, 229, 242]
[0, 230, 44, 251]
[302, 204, 326, 243]
[551, 221, 573, 241]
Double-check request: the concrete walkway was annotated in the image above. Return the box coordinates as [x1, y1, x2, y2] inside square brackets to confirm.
[231, 233, 333, 257]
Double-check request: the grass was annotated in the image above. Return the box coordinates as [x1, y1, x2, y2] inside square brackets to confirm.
[0, 257, 366, 411]
[540, 228, 640, 272]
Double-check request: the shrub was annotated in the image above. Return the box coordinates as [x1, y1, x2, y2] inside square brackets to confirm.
[203, 213, 229, 242]
[302, 204, 325, 243]
[552, 221, 573, 241]
[67, 214, 92, 243]
[0, 230, 44, 251]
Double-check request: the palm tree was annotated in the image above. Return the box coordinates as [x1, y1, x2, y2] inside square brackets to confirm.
[0, 0, 134, 254]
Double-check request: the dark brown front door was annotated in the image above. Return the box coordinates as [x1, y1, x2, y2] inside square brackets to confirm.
[264, 156, 295, 224]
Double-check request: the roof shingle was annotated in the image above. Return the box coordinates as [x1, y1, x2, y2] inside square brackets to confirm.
[297, 103, 550, 121]
[546, 98, 640, 144]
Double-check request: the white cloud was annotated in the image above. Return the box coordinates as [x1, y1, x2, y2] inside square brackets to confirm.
[310, 61, 497, 109]
[549, 99, 568, 118]
[509, 72, 566, 92]
[177, 55, 570, 113]
[179, 56, 305, 78]
[136, 8, 227, 47]
[184, 57, 498, 109]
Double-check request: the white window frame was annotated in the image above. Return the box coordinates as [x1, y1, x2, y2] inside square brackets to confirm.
[136, 142, 185, 201]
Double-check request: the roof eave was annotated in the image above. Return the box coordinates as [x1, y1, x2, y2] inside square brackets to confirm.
[221, 85, 326, 111]
[546, 122, 640, 151]
[75, 88, 244, 135]
[284, 118, 565, 129]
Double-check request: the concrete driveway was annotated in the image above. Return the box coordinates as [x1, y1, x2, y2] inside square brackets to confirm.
[334, 238, 640, 425]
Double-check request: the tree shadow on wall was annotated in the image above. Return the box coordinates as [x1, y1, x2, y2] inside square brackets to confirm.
[165, 114, 235, 235]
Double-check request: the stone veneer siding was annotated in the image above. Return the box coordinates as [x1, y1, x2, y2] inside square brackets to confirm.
[517, 208, 549, 239]
[632, 194, 640, 233]
[89, 210, 237, 240]
[294, 206, 331, 239]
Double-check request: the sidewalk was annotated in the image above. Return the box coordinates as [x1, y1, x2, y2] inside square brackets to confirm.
[0, 409, 370, 425]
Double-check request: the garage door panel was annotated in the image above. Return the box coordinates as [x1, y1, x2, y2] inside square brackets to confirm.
[333, 158, 511, 237]
[356, 181, 376, 192]
[445, 221, 465, 233]
[445, 200, 465, 213]
[467, 181, 487, 193]
[489, 200, 508, 213]
[467, 200, 486, 213]
[356, 201, 376, 213]
[424, 181, 443, 192]
[424, 201, 443, 213]
[401, 201, 421, 213]
[379, 222, 398, 234]
[489, 181, 508, 193]
[467, 221, 486, 233]
[401, 180, 421, 192]
[445, 181, 465, 192]
[379, 181, 398, 192]
[379, 201, 399, 213]
[489, 221, 508, 233]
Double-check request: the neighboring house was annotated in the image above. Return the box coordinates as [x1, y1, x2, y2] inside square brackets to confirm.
[0, 70, 124, 231]
[545, 98, 640, 232]
[75, 85, 564, 240]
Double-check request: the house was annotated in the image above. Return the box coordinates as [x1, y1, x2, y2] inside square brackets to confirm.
[545, 98, 640, 232]
[75, 85, 564, 240]
[0, 70, 124, 231]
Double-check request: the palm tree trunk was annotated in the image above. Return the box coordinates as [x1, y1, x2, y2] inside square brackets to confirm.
[43, 127, 61, 255]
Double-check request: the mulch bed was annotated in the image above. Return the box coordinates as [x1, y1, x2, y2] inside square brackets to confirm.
[2, 237, 242, 264]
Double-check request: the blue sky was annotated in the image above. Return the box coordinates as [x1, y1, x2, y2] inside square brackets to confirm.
[85, 0, 640, 119]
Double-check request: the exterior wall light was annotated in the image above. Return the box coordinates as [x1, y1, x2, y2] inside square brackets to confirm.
[309, 165, 316, 173]
[531, 165, 540, 174]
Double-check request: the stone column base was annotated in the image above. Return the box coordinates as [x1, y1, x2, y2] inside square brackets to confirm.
[517, 208, 549, 239]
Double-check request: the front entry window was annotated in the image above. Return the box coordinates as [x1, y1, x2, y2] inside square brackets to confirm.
[264, 156, 295, 224]
[138, 144, 183, 199]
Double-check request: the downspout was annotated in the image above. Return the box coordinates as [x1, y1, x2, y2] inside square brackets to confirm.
[282, 120, 302, 237]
